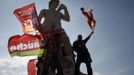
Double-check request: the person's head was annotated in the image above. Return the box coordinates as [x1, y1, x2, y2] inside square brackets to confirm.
[78, 34, 82, 40]
[49, 0, 60, 9]
[80, 7, 84, 11]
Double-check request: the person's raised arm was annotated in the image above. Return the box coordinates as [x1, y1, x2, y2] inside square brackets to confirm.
[57, 4, 70, 22]
[84, 31, 94, 43]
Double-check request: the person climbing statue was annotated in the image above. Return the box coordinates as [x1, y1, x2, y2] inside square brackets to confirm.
[80, 7, 96, 31]
[38, 0, 75, 74]
[36, 54, 46, 75]
[41, 33, 64, 75]
[73, 31, 94, 75]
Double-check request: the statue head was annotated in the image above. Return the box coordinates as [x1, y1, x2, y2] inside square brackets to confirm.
[49, 0, 60, 9]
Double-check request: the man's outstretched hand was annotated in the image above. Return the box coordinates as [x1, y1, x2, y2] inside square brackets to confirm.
[91, 31, 94, 35]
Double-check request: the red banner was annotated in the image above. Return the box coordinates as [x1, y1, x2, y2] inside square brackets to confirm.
[28, 59, 37, 75]
[8, 34, 46, 57]
[14, 3, 40, 34]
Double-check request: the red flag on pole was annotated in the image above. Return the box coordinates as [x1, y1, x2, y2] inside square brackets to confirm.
[13, 3, 40, 34]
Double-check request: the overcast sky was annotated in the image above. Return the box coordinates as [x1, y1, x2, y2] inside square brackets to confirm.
[0, 0, 134, 75]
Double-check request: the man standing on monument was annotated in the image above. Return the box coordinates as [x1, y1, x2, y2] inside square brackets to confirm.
[73, 31, 94, 75]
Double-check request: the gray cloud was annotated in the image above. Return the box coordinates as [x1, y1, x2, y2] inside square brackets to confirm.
[0, 57, 35, 75]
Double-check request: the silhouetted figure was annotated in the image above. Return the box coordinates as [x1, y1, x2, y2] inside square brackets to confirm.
[73, 31, 94, 75]
[36, 54, 46, 75]
[38, 0, 74, 62]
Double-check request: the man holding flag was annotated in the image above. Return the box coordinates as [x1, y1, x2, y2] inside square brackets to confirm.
[73, 31, 94, 75]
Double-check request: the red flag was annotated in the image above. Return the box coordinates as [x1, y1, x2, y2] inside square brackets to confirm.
[80, 7, 96, 30]
[28, 59, 37, 75]
[13, 3, 40, 34]
[8, 34, 46, 57]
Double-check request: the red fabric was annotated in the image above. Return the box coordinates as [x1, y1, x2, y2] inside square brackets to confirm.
[42, 29, 65, 40]
[81, 10, 96, 30]
[28, 59, 37, 75]
[13, 3, 40, 33]
[8, 34, 44, 54]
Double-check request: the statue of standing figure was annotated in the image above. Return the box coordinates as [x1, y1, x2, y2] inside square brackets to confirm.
[38, 0, 75, 75]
